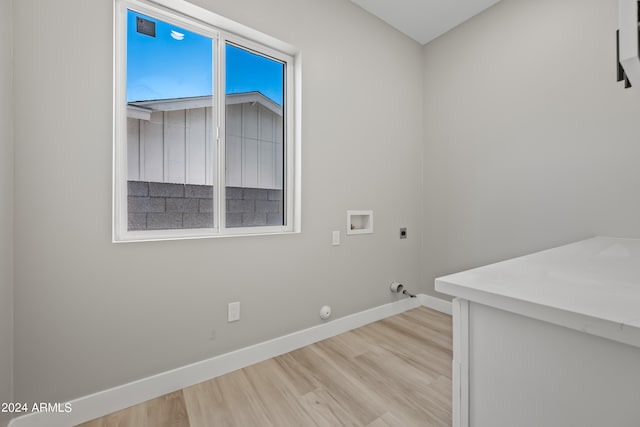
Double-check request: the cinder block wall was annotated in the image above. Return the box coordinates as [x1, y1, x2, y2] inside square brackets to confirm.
[127, 181, 283, 230]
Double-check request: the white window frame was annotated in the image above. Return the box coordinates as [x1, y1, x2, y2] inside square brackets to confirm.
[113, 0, 301, 242]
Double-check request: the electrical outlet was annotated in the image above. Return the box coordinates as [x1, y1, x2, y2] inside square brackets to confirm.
[400, 227, 407, 239]
[332, 230, 340, 246]
[228, 302, 240, 322]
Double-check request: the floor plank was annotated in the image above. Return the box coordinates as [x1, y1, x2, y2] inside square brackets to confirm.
[76, 307, 452, 427]
[76, 391, 187, 427]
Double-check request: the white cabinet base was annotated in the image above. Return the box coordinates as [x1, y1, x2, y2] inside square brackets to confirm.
[451, 300, 640, 427]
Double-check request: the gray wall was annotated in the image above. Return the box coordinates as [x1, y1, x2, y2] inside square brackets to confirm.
[13, 0, 423, 404]
[422, 0, 640, 298]
[0, 0, 13, 425]
[127, 182, 215, 231]
[127, 181, 283, 230]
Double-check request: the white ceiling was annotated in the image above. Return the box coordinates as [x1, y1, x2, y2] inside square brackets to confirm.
[350, 0, 501, 45]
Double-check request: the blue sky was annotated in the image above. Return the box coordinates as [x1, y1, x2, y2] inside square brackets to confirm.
[127, 10, 283, 105]
[225, 44, 284, 105]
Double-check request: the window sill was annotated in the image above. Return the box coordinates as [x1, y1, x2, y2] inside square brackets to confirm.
[113, 227, 300, 243]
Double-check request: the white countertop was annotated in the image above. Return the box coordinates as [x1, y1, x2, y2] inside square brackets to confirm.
[436, 237, 640, 347]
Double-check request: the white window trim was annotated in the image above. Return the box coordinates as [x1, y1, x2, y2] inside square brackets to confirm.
[113, 0, 301, 242]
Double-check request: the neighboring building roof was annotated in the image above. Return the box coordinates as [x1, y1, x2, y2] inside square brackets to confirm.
[127, 91, 282, 121]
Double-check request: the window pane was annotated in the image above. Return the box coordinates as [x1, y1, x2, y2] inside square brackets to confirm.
[225, 43, 285, 228]
[126, 11, 216, 231]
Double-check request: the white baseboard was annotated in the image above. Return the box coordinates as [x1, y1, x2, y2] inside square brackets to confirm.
[421, 294, 453, 315]
[9, 294, 450, 427]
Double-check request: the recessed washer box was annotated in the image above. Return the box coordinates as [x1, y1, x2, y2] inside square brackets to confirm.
[347, 210, 373, 235]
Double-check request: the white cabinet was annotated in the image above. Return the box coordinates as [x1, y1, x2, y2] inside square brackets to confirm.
[437, 237, 640, 427]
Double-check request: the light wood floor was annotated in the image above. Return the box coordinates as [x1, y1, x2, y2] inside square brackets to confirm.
[77, 307, 452, 427]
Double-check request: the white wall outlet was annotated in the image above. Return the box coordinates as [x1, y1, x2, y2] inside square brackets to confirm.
[332, 230, 340, 246]
[228, 302, 240, 322]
